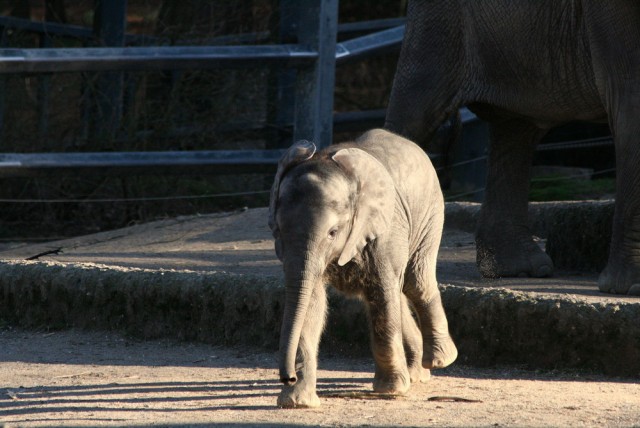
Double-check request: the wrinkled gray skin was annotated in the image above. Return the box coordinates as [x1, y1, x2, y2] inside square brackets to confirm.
[385, 0, 640, 295]
[269, 129, 457, 408]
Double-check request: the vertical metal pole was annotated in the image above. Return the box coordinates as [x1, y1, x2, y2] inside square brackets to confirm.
[93, 0, 127, 143]
[37, 33, 52, 148]
[0, 26, 6, 149]
[266, 0, 298, 149]
[292, 0, 338, 148]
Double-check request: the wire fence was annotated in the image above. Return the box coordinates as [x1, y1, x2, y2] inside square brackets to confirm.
[0, 138, 615, 204]
[441, 135, 615, 201]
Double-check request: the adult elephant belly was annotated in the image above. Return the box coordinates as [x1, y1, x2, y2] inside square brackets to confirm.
[465, 61, 607, 127]
[466, 99, 608, 130]
[462, 0, 607, 127]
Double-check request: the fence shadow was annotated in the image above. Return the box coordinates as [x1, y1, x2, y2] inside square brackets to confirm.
[0, 376, 372, 421]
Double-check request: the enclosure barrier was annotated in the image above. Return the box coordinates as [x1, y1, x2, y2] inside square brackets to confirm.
[0, 3, 613, 200]
[0, 1, 409, 178]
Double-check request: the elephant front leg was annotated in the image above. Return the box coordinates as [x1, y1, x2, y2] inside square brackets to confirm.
[277, 284, 327, 408]
[476, 119, 553, 278]
[365, 288, 411, 395]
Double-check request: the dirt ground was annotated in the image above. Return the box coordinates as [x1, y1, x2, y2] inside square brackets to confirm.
[1, 328, 639, 428]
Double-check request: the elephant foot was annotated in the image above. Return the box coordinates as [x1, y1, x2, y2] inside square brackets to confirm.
[407, 358, 427, 383]
[476, 229, 553, 278]
[409, 365, 431, 383]
[423, 333, 458, 369]
[277, 384, 321, 409]
[598, 263, 640, 296]
[373, 371, 411, 395]
[405, 340, 425, 383]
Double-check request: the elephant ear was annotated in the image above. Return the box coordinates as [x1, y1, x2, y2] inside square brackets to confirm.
[332, 148, 396, 266]
[268, 140, 317, 234]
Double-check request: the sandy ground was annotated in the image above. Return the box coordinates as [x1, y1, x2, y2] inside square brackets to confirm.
[1, 329, 639, 428]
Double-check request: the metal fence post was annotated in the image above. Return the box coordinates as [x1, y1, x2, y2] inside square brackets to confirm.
[266, 0, 297, 150]
[92, 0, 127, 144]
[37, 33, 52, 148]
[0, 25, 6, 149]
[292, 0, 338, 148]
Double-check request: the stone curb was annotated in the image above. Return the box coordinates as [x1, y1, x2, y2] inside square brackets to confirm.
[1, 258, 638, 377]
[445, 200, 615, 271]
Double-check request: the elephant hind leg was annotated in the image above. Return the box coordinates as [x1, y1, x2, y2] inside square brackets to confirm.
[597, 85, 640, 295]
[476, 119, 553, 278]
[584, 1, 640, 295]
[404, 249, 457, 370]
[401, 295, 430, 383]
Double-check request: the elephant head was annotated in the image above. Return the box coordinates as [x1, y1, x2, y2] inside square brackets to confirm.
[269, 140, 396, 385]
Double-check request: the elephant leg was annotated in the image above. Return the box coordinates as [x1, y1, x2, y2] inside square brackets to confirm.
[583, 1, 640, 295]
[598, 86, 640, 295]
[404, 242, 457, 370]
[365, 286, 411, 395]
[400, 294, 430, 383]
[384, 1, 463, 146]
[277, 283, 327, 408]
[476, 119, 553, 278]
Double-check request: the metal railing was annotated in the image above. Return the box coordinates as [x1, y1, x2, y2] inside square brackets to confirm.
[0, 3, 614, 201]
[0, 2, 409, 177]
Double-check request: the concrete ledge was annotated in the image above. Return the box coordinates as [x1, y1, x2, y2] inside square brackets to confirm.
[441, 284, 640, 377]
[543, 201, 613, 271]
[1, 259, 638, 377]
[0, 261, 284, 349]
[445, 200, 615, 271]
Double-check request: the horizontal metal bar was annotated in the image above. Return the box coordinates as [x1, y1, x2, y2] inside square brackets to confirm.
[335, 25, 404, 65]
[0, 23, 408, 74]
[337, 18, 406, 36]
[0, 44, 317, 73]
[460, 107, 481, 124]
[0, 149, 285, 177]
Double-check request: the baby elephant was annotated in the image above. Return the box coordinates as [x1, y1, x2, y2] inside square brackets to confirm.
[269, 129, 457, 408]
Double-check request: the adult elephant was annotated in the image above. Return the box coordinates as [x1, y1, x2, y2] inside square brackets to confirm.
[385, 0, 640, 295]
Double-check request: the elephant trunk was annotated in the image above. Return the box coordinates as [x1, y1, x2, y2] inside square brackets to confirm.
[279, 256, 320, 385]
